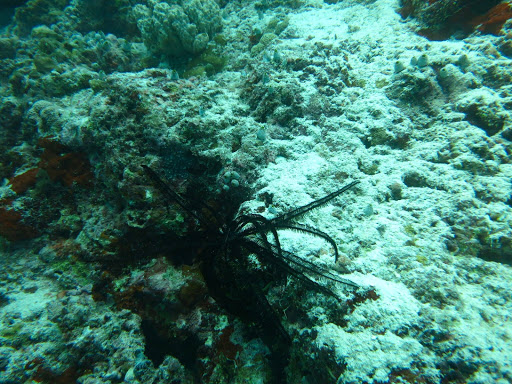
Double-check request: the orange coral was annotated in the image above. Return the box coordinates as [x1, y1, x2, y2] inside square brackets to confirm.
[8, 168, 39, 194]
[472, 2, 512, 35]
[400, 0, 509, 39]
[7, 137, 93, 194]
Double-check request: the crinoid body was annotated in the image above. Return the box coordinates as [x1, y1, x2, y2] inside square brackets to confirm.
[142, 165, 359, 383]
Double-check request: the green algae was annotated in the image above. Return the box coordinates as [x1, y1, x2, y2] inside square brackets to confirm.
[52, 258, 91, 287]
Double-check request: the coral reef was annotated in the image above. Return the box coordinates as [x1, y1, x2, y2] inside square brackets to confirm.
[0, 0, 512, 383]
[0, 251, 147, 384]
[473, 1, 512, 35]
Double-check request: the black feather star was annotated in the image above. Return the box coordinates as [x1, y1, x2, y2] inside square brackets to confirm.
[142, 165, 359, 381]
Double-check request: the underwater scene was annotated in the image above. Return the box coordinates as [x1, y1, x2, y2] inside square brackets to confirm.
[0, 0, 511, 383]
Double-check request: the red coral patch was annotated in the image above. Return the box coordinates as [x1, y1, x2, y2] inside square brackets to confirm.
[0, 200, 39, 241]
[8, 168, 40, 194]
[217, 326, 242, 360]
[37, 137, 93, 187]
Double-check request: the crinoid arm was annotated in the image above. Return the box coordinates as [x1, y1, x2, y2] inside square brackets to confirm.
[142, 165, 222, 227]
[274, 223, 340, 262]
[232, 213, 283, 257]
[141, 165, 186, 207]
[277, 246, 359, 289]
[271, 180, 360, 226]
[241, 239, 339, 298]
[242, 238, 358, 300]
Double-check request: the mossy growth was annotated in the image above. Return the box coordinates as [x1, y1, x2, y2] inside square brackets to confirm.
[183, 46, 228, 78]
[182, 65, 207, 79]
[349, 78, 367, 88]
[89, 78, 107, 92]
[38, 68, 95, 97]
[254, 0, 305, 10]
[14, 0, 69, 37]
[251, 33, 277, 56]
[358, 160, 379, 175]
[0, 322, 24, 338]
[375, 78, 389, 88]
[161, 212, 186, 234]
[33, 55, 57, 73]
[213, 34, 228, 47]
[51, 258, 91, 287]
[404, 224, 417, 235]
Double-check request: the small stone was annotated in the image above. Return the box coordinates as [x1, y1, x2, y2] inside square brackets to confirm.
[363, 204, 374, 217]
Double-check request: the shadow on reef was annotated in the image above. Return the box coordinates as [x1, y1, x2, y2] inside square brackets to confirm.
[90, 151, 361, 383]
[142, 164, 359, 382]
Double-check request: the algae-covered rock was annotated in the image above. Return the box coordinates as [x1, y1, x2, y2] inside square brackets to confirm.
[254, 0, 306, 10]
[30, 25, 61, 41]
[0, 37, 17, 59]
[0, 96, 24, 150]
[71, 0, 140, 38]
[13, 0, 69, 36]
[251, 32, 277, 56]
[184, 46, 227, 77]
[387, 67, 444, 112]
[182, 65, 207, 78]
[456, 89, 507, 137]
[33, 55, 57, 73]
[37, 66, 95, 97]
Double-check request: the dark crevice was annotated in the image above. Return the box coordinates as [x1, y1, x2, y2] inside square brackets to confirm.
[477, 246, 512, 266]
[141, 319, 202, 381]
